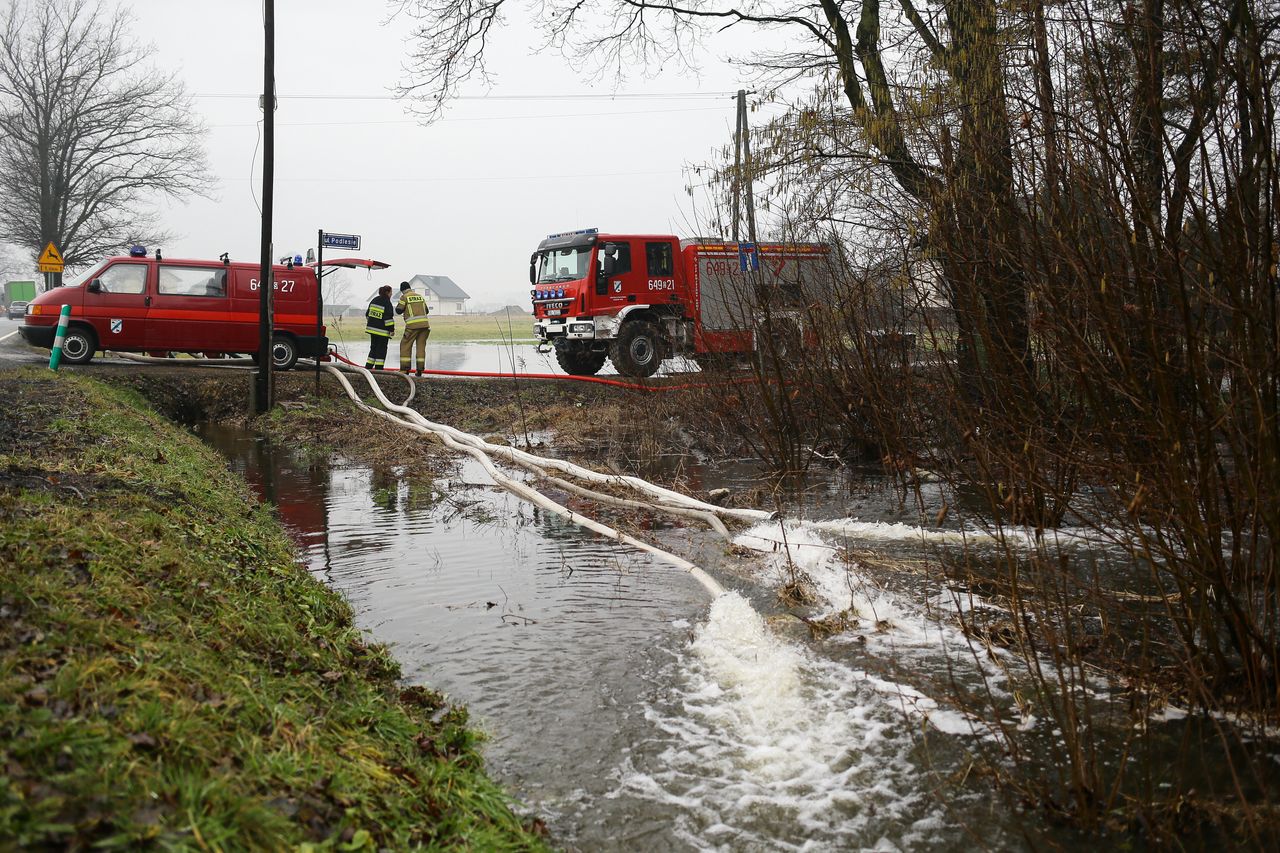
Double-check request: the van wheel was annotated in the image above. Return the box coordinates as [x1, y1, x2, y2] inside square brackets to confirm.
[554, 340, 607, 376]
[60, 326, 97, 365]
[610, 321, 667, 378]
[270, 335, 298, 370]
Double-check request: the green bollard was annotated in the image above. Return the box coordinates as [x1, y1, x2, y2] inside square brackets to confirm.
[48, 303, 72, 371]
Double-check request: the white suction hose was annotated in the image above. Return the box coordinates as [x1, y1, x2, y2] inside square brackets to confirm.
[329, 362, 770, 524]
[325, 365, 726, 597]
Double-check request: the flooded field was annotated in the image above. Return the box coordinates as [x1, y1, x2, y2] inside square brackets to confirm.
[198, 421, 1154, 851]
[328, 339, 700, 377]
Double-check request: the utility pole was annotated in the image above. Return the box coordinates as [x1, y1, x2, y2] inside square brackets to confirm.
[315, 228, 323, 394]
[253, 0, 276, 414]
[732, 90, 743, 243]
[731, 89, 758, 245]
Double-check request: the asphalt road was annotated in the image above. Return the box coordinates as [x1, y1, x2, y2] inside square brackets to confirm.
[0, 318, 127, 370]
[0, 317, 45, 366]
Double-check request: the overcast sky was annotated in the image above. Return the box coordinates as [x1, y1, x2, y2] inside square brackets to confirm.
[111, 0, 767, 309]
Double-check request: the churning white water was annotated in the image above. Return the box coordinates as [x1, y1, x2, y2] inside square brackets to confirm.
[734, 521, 1013, 704]
[620, 592, 966, 851]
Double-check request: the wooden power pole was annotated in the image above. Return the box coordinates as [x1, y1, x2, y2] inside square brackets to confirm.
[253, 0, 276, 414]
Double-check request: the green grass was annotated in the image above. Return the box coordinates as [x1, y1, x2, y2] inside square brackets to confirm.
[324, 314, 535, 344]
[0, 370, 547, 850]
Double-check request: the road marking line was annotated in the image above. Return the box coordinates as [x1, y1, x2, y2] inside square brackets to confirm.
[0, 330, 18, 342]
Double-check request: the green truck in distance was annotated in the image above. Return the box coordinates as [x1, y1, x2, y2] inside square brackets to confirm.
[5, 280, 36, 306]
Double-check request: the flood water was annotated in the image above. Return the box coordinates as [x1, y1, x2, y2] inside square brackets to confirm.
[198, 422, 1110, 851]
[328, 338, 701, 377]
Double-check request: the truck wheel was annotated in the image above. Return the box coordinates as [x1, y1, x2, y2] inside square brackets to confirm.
[610, 321, 667, 378]
[270, 335, 298, 370]
[60, 326, 97, 365]
[554, 341, 607, 376]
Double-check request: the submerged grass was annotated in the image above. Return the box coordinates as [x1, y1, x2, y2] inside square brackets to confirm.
[0, 369, 546, 850]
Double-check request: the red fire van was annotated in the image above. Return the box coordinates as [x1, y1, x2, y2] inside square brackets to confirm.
[18, 252, 326, 369]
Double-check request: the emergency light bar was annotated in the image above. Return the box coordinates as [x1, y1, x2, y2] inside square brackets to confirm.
[546, 227, 598, 239]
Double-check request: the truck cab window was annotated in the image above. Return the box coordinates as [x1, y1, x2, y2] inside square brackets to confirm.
[97, 264, 147, 294]
[645, 242, 674, 276]
[600, 243, 631, 275]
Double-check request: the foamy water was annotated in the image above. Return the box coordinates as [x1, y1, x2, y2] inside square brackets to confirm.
[620, 593, 967, 850]
[732, 522, 1019, 729]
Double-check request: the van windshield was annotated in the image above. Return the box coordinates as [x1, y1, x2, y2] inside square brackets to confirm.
[63, 265, 102, 287]
[536, 247, 591, 284]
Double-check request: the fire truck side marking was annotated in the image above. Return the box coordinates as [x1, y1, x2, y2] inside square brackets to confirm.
[248, 278, 296, 293]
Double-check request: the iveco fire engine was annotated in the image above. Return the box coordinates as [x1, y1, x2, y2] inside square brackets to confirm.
[530, 228, 831, 377]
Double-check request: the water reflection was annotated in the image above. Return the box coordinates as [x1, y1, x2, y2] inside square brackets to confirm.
[198, 422, 720, 848]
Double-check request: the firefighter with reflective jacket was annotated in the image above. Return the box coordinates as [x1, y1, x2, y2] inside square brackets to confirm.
[364, 285, 395, 370]
[396, 280, 431, 376]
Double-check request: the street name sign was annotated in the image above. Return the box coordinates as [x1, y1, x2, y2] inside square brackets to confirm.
[321, 232, 360, 251]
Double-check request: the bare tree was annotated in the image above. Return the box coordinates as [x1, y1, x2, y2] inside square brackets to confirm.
[394, 1, 1030, 388]
[396, 0, 1280, 839]
[322, 269, 356, 322]
[0, 240, 28, 282]
[0, 0, 212, 270]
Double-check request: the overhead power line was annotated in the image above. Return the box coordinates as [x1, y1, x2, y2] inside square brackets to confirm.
[193, 91, 738, 101]
[210, 105, 730, 129]
[230, 169, 675, 184]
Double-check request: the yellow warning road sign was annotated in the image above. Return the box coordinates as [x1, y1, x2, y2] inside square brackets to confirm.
[38, 242, 64, 273]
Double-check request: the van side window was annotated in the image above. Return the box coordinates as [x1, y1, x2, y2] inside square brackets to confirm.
[645, 242, 674, 276]
[98, 264, 146, 294]
[159, 267, 226, 297]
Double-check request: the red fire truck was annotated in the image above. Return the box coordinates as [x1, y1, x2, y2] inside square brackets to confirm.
[530, 228, 830, 377]
[19, 249, 325, 368]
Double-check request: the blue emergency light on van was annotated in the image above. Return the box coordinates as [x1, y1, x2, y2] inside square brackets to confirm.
[129, 245, 147, 257]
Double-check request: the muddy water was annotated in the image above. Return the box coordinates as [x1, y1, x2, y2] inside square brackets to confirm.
[199, 423, 1065, 851]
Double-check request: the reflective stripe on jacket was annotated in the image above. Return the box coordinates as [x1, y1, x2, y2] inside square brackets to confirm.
[365, 295, 395, 337]
[396, 289, 431, 329]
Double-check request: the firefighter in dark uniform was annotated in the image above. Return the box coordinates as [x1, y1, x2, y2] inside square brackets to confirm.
[364, 285, 395, 370]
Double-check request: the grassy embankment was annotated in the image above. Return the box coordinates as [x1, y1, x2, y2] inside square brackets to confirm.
[0, 369, 546, 850]
[324, 313, 535, 344]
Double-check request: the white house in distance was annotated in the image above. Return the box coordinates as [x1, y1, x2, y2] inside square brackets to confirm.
[408, 274, 470, 315]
